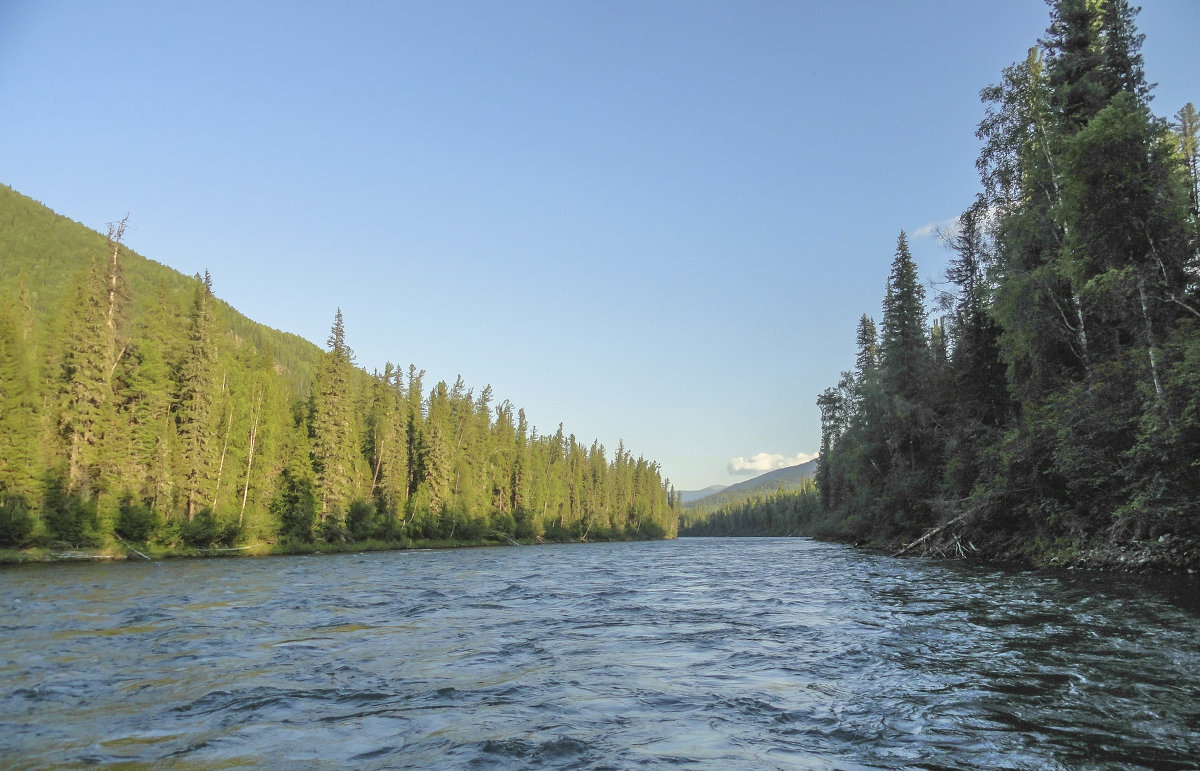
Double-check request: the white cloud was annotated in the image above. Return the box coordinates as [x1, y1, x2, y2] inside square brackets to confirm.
[910, 216, 960, 240]
[727, 451, 818, 476]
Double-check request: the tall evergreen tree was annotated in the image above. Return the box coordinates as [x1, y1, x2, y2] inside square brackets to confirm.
[1174, 103, 1200, 216]
[0, 297, 39, 499]
[309, 308, 359, 531]
[58, 261, 112, 497]
[176, 272, 219, 520]
[879, 232, 929, 398]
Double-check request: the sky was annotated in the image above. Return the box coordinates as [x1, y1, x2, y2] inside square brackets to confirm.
[1, 1, 1197, 491]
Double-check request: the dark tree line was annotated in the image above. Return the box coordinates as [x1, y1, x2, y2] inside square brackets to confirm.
[814, 0, 1199, 558]
[677, 480, 836, 538]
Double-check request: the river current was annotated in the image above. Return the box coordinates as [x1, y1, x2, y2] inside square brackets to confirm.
[2, 538, 1198, 769]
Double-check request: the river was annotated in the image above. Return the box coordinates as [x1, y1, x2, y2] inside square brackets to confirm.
[1, 538, 1198, 769]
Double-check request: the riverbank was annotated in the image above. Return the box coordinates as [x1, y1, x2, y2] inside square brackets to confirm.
[0, 532, 672, 566]
[858, 525, 1200, 575]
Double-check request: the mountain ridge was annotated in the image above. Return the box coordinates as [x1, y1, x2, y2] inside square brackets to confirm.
[682, 460, 817, 510]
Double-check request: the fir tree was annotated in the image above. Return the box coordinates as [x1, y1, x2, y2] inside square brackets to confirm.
[309, 308, 359, 532]
[0, 296, 39, 499]
[58, 261, 112, 497]
[176, 273, 219, 520]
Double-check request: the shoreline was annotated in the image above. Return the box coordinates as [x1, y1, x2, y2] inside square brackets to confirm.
[819, 530, 1200, 575]
[0, 533, 674, 566]
[7, 532, 1197, 575]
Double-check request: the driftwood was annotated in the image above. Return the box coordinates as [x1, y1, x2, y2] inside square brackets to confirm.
[486, 531, 522, 547]
[893, 511, 972, 557]
[200, 543, 261, 553]
[115, 536, 152, 561]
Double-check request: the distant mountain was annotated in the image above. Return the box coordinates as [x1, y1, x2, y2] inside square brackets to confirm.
[678, 484, 728, 504]
[683, 460, 817, 510]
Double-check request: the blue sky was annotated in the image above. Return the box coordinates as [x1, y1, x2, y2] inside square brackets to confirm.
[2, 1, 1197, 490]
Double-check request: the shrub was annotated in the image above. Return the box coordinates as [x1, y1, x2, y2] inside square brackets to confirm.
[181, 507, 222, 548]
[115, 495, 162, 542]
[0, 493, 35, 547]
[345, 499, 378, 541]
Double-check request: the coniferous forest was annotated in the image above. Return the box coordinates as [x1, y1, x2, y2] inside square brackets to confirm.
[4, 0, 1198, 572]
[688, 0, 1200, 570]
[0, 185, 679, 556]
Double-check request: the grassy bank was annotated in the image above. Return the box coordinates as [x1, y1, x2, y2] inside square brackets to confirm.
[0, 532, 672, 566]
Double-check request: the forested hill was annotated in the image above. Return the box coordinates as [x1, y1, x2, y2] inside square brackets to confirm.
[814, 1, 1200, 570]
[0, 186, 320, 395]
[0, 185, 679, 552]
[683, 460, 817, 512]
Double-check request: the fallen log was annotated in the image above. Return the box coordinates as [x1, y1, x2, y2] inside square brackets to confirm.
[115, 536, 152, 561]
[893, 511, 971, 557]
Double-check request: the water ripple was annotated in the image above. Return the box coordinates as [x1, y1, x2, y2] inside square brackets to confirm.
[2, 539, 1199, 768]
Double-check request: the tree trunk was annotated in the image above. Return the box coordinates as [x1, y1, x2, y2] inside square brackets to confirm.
[239, 391, 262, 527]
[211, 405, 233, 509]
[1136, 272, 1164, 401]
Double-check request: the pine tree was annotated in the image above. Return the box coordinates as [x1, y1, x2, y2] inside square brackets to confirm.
[1174, 103, 1200, 216]
[0, 297, 39, 499]
[309, 308, 359, 533]
[876, 231, 941, 532]
[853, 315, 878, 387]
[58, 261, 112, 497]
[967, 0, 1199, 542]
[366, 363, 409, 533]
[176, 273, 219, 520]
[880, 232, 929, 400]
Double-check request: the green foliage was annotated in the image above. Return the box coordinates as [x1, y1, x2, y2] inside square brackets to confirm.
[0, 297, 39, 498]
[272, 469, 317, 543]
[176, 274, 219, 519]
[317, 514, 349, 544]
[345, 499, 380, 541]
[0, 181, 678, 555]
[115, 494, 162, 542]
[41, 473, 101, 546]
[1174, 102, 1200, 214]
[811, 0, 1200, 557]
[679, 482, 834, 538]
[181, 507, 223, 548]
[0, 493, 35, 547]
[310, 308, 361, 525]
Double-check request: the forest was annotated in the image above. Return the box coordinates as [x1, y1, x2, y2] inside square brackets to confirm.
[687, 0, 1200, 569]
[0, 186, 679, 556]
[677, 479, 838, 538]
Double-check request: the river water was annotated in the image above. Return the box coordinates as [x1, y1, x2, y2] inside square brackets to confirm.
[1, 538, 1198, 769]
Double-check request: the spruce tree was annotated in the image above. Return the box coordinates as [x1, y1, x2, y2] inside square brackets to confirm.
[309, 308, 359, 533]
[58, 261, 112, 498]
[1174, 103, 1200, 215]
[176, 273, 219, 520]
[880, 231, 929, 400]
[0, 296, 39, 499]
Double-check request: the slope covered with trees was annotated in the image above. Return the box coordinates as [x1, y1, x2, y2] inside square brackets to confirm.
[815, 0, 1199, 568]
[680, 460, 816, 513]
[0, 185, 678, 554]
[677, 478, 840, 538]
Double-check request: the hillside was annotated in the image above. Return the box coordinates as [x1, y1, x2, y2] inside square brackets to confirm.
[0, 185, 321, 395]
[678, 484, 726, 504]
[683, 460, 817, 511]
[0, 185, 678, 551]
